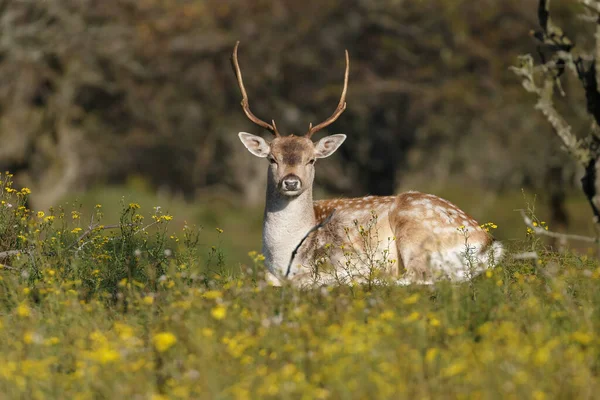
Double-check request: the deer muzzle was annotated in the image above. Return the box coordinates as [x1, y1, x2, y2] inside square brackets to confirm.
[281, 174, 302, 194]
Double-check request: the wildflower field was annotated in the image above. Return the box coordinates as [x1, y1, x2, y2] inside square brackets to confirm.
[0, 173, 599, 399]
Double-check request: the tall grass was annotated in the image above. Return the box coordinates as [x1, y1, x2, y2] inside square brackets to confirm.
[0, 172, 599, 399]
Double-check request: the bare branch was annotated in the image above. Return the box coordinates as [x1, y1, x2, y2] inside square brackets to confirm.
[581, 0, 600, 14]
[0, 263, 18, 271]
[520, 209, 598, 243]
[0, 249, 24, 260]
[535, 77, 590, 164]
[595, 20, 600, 93]
[510, 56, 590, 165]
[511, 251, 540, 260]
[69, 223, 122, 250]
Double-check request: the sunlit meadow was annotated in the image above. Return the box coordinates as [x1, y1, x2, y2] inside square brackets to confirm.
[0, 172, 599, 399]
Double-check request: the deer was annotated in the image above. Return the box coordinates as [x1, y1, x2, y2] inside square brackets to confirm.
[232, 42, 503, 287]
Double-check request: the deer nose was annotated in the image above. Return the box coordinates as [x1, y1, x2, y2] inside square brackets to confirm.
[282, 175, 301, 191]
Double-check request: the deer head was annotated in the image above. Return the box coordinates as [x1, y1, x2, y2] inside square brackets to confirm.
[233, 42, 349, 197]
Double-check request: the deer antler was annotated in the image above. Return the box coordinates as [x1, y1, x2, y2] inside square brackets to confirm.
[231, 41, 280, 137]
[306, 50, 349, 138]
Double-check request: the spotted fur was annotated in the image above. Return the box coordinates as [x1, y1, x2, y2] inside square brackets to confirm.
[310, 192, 502, 286]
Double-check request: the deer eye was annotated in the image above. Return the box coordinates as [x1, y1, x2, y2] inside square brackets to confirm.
[268, 156, 277, 165]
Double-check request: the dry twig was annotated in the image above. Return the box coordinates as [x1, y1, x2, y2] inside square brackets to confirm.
[520, 209, 597, 243]
[0, 249, 25, 260]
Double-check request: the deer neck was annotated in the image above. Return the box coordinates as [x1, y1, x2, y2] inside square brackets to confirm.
[262, 180, 317, 278]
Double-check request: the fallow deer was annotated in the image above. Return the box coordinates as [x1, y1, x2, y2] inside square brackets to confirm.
[232, 42, 503, 286]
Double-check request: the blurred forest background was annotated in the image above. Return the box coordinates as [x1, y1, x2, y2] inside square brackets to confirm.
[0, 0, 596, 263]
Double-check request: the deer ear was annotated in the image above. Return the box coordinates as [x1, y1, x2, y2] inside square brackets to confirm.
[314, 134, 346, 158]
[238, 132, 270, 158]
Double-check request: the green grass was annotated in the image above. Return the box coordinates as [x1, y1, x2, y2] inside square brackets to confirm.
[62, 181, 598, 268]
[61, 183, 264, 273]
[1, 174, 599, 398]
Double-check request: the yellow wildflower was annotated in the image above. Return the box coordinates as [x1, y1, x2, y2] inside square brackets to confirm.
[211, 305, 227, 320]
[114, 323, 135, 340]
[23, 331, 35, 344]
[203, 290, 223, 300]
[425, 348, 439, 363]
[16, 303, 31, 318]
[571, 331, 594, 345]
[533, 391, 546, 400]
[44, 337, 60, 346]
[402, 293, 420, 305]
[379, 310, 395, 320]
[403, 311, 420, 323]
[441, 361, 467, 377]
[152, 332, 177, 352]
[87, 347, 120, 364]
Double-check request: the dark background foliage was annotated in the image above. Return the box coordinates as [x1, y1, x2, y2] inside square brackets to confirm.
[0, 0, 591, 232]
